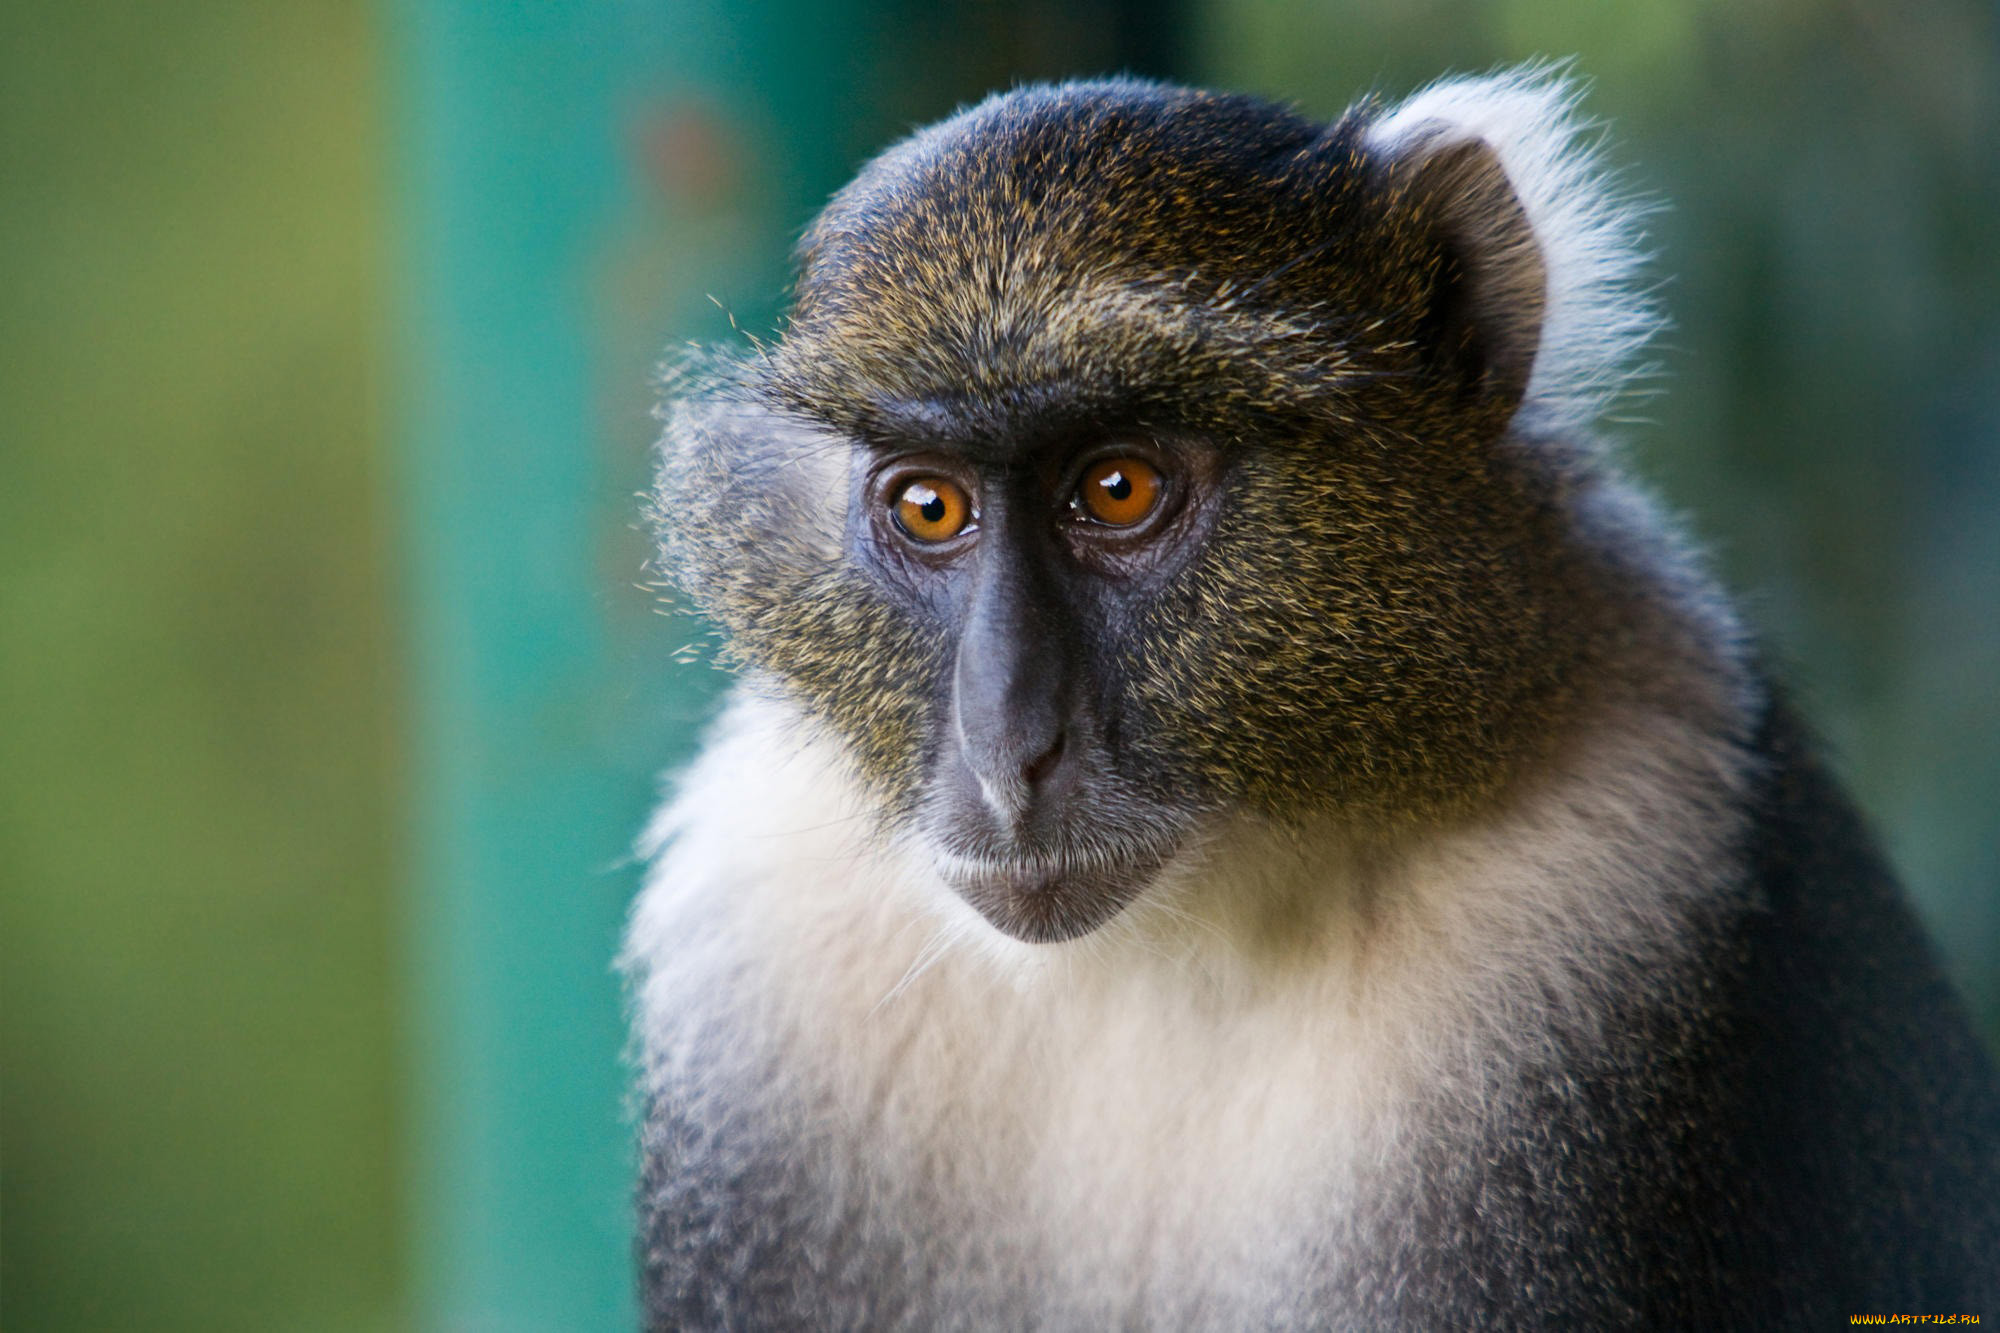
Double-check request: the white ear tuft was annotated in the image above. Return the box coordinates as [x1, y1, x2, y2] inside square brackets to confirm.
[1366, 66, 1658, 437]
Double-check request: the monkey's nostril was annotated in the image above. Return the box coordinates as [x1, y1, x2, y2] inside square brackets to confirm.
[1022, 733, 1066, 789]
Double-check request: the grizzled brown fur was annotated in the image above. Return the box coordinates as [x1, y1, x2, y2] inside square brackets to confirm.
[657, 80, 1622, 828]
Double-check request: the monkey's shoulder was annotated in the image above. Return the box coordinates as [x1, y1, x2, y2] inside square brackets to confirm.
[1721, 700, 2000, 1303]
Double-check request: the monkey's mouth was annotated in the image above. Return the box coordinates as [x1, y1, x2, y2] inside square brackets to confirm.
[937, 849, 1170, 944]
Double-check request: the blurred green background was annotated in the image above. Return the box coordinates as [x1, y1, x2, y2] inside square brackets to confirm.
[2, 1, 1994, 1329]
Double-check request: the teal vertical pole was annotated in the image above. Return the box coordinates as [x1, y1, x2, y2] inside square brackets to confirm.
[393, 6, 641, 1330]
[389, 3, 870, 1329]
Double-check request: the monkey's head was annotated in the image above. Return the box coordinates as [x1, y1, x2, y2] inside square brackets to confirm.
[655, 75, 1653, 943]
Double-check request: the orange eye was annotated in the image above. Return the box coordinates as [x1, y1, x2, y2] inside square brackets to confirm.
[892, 476, 973, 543]
[1075, 457, 1164, 527]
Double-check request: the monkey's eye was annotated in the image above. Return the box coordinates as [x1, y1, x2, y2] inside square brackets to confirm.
[892, 476, 974, 543]
[1073, 457, 1164, 527]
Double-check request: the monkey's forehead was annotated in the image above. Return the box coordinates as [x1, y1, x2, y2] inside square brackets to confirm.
[762, 82, 1418, 439]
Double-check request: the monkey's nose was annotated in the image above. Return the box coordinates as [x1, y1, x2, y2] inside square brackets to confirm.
[1022, 732, 1066, 789]
[964, 727, 1068, 827]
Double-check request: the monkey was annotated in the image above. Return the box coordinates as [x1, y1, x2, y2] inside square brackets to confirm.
[625, 69, 2000, 1329]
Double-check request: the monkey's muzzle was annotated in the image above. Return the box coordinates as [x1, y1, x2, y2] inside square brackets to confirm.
[940, 853, 1166, 944]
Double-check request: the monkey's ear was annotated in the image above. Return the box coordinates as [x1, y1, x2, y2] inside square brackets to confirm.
[1378, 127, 1545, 411]
[1363, 70, 1657, 436]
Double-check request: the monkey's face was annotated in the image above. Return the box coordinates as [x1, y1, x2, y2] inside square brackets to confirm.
[845, 429, 1236, 941]
[656, 82, 1583, 942]
[660, 386, 1240, 943]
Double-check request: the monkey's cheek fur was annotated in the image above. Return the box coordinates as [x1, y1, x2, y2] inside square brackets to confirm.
[939, 853, 1169, 944]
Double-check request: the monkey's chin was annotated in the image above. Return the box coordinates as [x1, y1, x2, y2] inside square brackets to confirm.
[940, 856, 1165, 944]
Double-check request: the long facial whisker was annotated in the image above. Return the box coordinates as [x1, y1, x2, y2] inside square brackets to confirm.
[872, 922, 965, 1014]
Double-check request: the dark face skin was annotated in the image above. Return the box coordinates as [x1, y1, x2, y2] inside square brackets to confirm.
[848, 418, 1228, 941]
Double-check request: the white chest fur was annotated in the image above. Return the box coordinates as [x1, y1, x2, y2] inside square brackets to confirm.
[626, 685, 1751, 1320]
